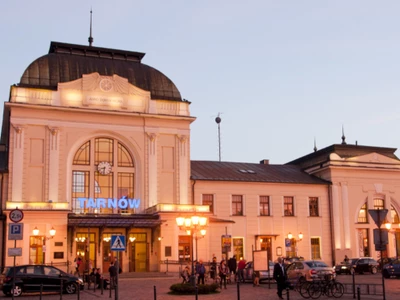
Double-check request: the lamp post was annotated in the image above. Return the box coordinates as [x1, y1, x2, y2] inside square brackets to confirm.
[176, 215, 208, 286]
[287, 232, 303, 257]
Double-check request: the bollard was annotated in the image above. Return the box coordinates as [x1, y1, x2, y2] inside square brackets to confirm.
[77, 282, 80, 300]
[154, 285, 157, 300]
[352, 270, 356, 299]
[60, 279, 63, 300]
[286, 287, 290, 300]
[101, 277, 104, 295]
[166, 259, 169, 273]
[40, 284, 43, 300]
[109, 281, 112, 298]
[357, 286, 360, 300]
[237, 281, 240, 299]
[195, 286, 198, 300]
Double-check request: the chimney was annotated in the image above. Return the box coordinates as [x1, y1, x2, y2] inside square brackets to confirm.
[260, 159, 269, 165]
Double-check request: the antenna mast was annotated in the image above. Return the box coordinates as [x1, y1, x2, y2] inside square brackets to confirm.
[88, 9, 94, 46]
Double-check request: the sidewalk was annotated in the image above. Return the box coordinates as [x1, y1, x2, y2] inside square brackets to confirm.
[0, 274, 399, 299]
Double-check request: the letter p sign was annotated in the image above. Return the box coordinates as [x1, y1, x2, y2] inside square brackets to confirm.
[8, 223, 23, 240]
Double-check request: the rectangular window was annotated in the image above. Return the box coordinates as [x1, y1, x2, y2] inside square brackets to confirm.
[232, 195, 243, 216]
[259, 196, 270, 216]
[309, 197, 319, 217]
[118, 172, 135, 214]
[72, 171, 89, 213]
[373, 198, 384, 210]
[202, 194, 214, 214]
[311, 238, 321, 259]
[284, 196, 294, 216]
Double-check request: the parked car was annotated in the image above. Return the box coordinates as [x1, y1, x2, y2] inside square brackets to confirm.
[382, 258, 400, 278]
[286, 260, 335, 285]
[242, 261, 275, 282]
[378, 257, 396, 271]
[1, 264, 84, 297]
[335, 257, 378, 275]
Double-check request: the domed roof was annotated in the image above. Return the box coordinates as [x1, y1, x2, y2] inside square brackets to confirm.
[19, 42, 182, 101]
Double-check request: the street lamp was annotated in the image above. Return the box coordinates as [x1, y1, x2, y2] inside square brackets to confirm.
[287, 232, 303, 257]
[32, 227, 56, 240]
[176, 215, 208, 286]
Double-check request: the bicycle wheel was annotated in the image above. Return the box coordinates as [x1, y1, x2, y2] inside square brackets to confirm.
[331, 282, 344, 298]
[299, 281, 312, 299]
[308, 282, 322, 299]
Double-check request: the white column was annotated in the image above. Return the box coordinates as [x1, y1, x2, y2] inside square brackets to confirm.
[341, 182, 351, 249]
[147, 133, 158, 207]
[48, 127, 60, 202]
[332, 184, 341, 249]
[177, 135, 189, 204]
[11, 125, 24, 203]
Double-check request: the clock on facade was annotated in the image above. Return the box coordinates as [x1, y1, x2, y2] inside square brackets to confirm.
[97, 161, 112, 175]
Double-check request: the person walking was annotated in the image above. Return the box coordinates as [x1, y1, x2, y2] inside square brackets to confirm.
[273, 257, 287, 299]
[219, 259, 229, 289]
[237, 257, 246, 283]
[196, 260, 206, 285]
[108, 261, 117, 289]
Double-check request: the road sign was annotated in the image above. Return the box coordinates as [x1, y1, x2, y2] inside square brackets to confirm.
[375, 244, 387, 251]
[111, 235, 126, 251]
[8, 248, 22, 256]
[9, 209, 24, 223]
[8, 223, 23, 240]
[368, 209, 388, 228]
[373, 228, 388, 245]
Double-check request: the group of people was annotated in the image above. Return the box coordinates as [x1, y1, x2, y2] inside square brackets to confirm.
[73, 256, 120, 290]
[182, 256, 260, 290]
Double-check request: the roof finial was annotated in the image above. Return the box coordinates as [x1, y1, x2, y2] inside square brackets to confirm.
[313, 137, 317, 152]
[88, 8, 94, 46]
[215, 113, 222, 162]
[341, 125, 347, 145]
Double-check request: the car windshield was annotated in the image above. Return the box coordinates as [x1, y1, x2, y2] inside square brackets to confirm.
[305, 261, 328, 268]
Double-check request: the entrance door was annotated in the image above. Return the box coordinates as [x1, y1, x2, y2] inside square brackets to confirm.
[130, 242, 148, 272]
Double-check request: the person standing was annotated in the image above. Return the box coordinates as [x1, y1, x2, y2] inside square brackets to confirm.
[228, 256, 237, 282]
[273, 257, 287, 299]
[210, 257, 217, 282]
[219, 259, 229, 289]
[108, 261, 117, 289]
[253, 270, 260, 287]
[196, 260, 206, 285]
[237, 257, 246, 283]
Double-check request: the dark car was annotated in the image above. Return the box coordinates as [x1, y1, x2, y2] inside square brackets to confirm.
[335, 257, 378, 275]
[1, 265, 84, 297]
[382, 258, 400, 278]
[242, 261, 275, 282]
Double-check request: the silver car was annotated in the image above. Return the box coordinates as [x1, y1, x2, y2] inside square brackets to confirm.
[286, 260, 335, 285]
[242, 261, 275, 282]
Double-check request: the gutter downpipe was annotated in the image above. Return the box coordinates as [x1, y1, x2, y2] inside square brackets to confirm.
[327, 183, 336, 267]
[191, 177, 196, 205]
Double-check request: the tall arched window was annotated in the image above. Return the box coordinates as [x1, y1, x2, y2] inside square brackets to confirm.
[71, 137, 136, 214]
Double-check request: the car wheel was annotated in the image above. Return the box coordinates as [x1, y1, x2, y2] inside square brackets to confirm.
[12, 285, 22, 297]
[371, 266, 377, 274]
[65, 283, 77, 294]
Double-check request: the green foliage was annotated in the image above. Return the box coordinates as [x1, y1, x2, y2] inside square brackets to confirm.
[169, 283, 220, 294]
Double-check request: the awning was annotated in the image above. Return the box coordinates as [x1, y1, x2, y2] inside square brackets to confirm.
[67, 213, 162, 228]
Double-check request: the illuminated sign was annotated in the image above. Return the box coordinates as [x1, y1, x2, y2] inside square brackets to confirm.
[78, 197, 140, 209]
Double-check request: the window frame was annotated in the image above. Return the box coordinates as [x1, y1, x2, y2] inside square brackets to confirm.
[284, 196, 294, 216]
[232, 195, 243, 216]
[309, 197, 319, 217]
[259, 196, 270, 216]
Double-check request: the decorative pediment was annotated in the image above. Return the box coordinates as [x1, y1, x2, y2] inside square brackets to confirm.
[330, 152, 400, 166]
[58, 73, 151, 112]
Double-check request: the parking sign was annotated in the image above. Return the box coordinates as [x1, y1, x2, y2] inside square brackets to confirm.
[8, 223, 23, 240]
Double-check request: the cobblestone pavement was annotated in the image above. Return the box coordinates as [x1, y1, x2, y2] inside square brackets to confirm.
[0, 273, 399, 300]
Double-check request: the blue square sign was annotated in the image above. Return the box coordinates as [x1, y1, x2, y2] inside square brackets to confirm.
[8, 223, 23, 240]
[110, 235, 125, 251]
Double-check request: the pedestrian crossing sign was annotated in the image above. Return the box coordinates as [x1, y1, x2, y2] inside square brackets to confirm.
[111, 235, 126, 251]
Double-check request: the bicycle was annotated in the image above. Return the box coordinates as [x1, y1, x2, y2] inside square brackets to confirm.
[307, 276, 344, 299]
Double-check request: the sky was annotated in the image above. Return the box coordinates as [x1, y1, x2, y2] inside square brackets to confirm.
[1, 1, 400, 164]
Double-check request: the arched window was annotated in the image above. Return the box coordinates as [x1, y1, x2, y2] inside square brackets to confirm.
[357, 203, 368, 223]
[71, 137, 136, 214]
[391, 205, 399, 223]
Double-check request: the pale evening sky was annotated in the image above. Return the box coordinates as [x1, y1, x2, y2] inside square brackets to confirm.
[1, 1, 400, 164]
